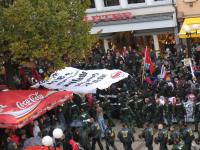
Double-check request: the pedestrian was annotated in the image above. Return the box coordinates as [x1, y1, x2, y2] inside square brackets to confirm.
[142, 98, 157, 128]
[28, 121, 34, 137]
[3, 128, 10, 150]
[172, 139, 186, 150]
[168, 126, 179, 145]
[96, 103, 107, 137]
[78, 108, 91, 134]
[88, 118, 103, 150]
[120, 102, 135, 133]
[164, 97, 173, 129]
[76, 127, 91, 150]
[33, 120, 41, 137]
[192, 97, 200, 132]
[155, 99, 164, 125]
[117, 123, 134, 150]
[180, 123, 195, 150]
[104, 124, 117, 150]
[102, 95, 115, 127]
[134, 95, 143, 128]
[139, 123, 153, 150]
[57, 107, 66, 124]
[63, 127, 72, 150]
[172, 97, 186, 130]
[69, 99, 79, 121]
[154, 124, 168, 150]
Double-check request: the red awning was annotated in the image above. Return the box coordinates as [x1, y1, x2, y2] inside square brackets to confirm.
[0, 90, 73, 129]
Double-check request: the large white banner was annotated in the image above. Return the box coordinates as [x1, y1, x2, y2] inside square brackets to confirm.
[31, 67, 129, 93]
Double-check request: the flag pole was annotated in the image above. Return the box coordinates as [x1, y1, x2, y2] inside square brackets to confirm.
[142, 46, 147, 85]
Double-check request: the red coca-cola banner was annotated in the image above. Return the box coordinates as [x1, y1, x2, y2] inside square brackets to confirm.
[0, 90, 73, 129]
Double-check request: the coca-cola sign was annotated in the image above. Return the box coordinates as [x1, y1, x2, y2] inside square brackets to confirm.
[16, 92, 44, 109]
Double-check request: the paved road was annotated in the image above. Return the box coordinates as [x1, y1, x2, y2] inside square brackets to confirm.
[92, 118, 199, 150]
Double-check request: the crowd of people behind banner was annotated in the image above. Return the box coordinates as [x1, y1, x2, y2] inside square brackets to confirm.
[2, 45, 200, 150]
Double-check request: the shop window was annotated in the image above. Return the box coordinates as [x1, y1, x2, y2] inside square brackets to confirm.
[104, 0, 120, 7]
[128, 0, 145, 4]
[89, 0, 95, 8]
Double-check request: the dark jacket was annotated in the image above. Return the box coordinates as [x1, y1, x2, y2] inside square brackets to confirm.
[63, 129, 72, 150]
[117, 128, 134, 143]
[142, 127, 153, 146]
[78, 127, 90, 149]
[156, 129, 168, 145]
[105, 128, 115, 143]
[89, 121, 101, 139]
[181, 127, 195, 144]
[58, 112, 66, 124]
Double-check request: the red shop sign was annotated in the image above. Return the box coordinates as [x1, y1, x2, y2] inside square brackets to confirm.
[84, 12, 133, 23]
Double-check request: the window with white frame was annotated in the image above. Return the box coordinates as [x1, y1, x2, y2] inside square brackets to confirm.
[103, 0, 120, 7]
[128, 0, 145, 4]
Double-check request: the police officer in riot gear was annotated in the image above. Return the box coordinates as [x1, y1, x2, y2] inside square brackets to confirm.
[172, 97, 186, 129]
[134, 95, 143, 128]
[78, 108, 91, 134]
[143, 98, 157, 128]
[172, 139, 187, 150]
[139, 123, 153, 150]
[192, 97, 200, 132]
[168, 126, 179, 145]
[164, 97, 173, 128]
[120, 102, 135, 133]
[126, 94, 134, 111]
[69, 99, 79, 121]
[80, 98, 90, 114]
[102, 95, 115, 127]
[154, 124, 168, 150]
[155, 99, 164, 125]
[104, 124, 118, 150]
[180, 123, 195, 150]
[117, 123, 135, 150]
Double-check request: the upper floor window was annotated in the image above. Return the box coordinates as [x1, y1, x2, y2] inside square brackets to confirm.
[104, 0, 120, 7]
[128, 0, 145, 4]
[89, 0, 96, 8]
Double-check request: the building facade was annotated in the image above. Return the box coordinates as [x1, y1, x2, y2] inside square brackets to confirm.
[87, 0, 178, 53]
[176, 0, 200, 51]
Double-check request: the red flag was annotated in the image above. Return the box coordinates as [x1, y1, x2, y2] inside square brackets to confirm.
[32, 68, 40, 82]
[144, 46, 154, 75]
[160, 64, 167, 79]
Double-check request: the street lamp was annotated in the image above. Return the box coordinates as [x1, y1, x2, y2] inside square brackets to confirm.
[42, 128, 63, 150]
[183, 24, 199, 58]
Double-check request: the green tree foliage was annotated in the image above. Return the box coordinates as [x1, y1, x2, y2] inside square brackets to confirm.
[0, 0, 101, 89]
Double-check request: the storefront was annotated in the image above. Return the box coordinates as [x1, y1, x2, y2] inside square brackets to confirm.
[87, 0, 178, 53]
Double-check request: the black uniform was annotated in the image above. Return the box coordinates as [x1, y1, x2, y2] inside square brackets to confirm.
[168, 128, 179, 145]
[118, 128, 135, 150]
[172, 102, 186, 129]
[104, 127, 117, 150]
[142, 127, 154, 150]
[155, 128, 168, 150]
[180, 127, 195, 150]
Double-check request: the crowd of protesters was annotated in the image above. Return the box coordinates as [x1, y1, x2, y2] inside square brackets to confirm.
[2, 44, 200, 150]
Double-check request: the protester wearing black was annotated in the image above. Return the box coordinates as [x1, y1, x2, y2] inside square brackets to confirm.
[63, 128, 72, 150]
[76, 127, 91, 150]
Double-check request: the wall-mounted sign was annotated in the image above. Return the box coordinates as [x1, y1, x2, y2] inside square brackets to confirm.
[84, 12, 133, 23]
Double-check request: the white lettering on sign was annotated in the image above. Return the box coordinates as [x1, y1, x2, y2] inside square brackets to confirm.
[16, 92, 44, 109]
[0, 105, 8, 113]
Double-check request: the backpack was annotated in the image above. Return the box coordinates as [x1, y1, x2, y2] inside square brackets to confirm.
[75, 142, 84, 150]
